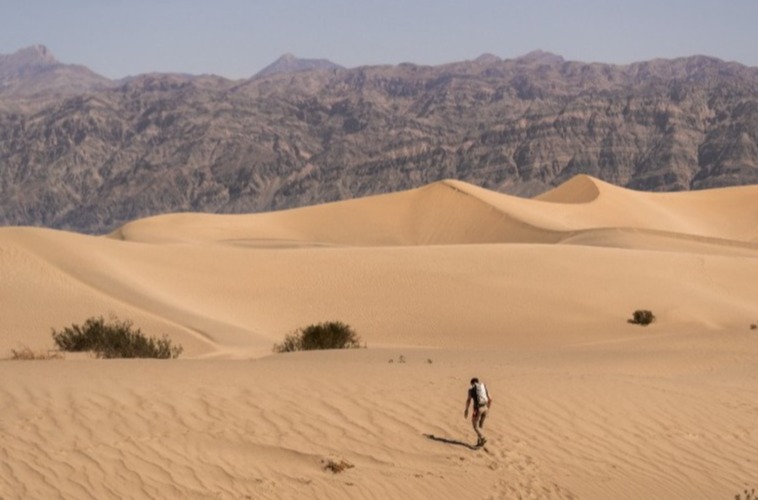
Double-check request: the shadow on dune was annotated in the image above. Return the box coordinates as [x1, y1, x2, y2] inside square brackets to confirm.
[423, 433, 479, 450]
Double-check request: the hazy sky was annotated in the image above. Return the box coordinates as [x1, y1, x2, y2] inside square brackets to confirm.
[2, 0, 757, 79]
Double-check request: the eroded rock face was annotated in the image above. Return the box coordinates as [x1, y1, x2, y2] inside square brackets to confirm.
[1, 49, 758, 233]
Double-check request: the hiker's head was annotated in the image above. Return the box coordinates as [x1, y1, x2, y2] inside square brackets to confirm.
[470, 377, 479, 385]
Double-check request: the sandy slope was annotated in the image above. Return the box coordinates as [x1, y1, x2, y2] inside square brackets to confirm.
[1, 175, 757, 499]
[1, 342, 756, 499]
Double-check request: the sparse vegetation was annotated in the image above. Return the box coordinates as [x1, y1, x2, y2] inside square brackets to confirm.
[8, 346, 64, 361]
[51, 316, 183, 359]
[750, 323, 757, 330]
[389, 355, 433, 364]
[628, 309, 656, 326]
[273, 321, 362, 353]
[323, 458, 354, 473]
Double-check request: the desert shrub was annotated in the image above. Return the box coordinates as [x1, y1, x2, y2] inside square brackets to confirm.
[8, 346, 63, 361]
[273, 321, 362, 353]
[628, 309, 656, 326]
[51, 316, 183, 359]
[273, 331, 303, 353]
[750, 323, 757, 330]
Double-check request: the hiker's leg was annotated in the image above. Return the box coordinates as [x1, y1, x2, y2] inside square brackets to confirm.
[478, 409, 488, 429]
[471, 412, 483, 439]
[476, 410, 488, 445]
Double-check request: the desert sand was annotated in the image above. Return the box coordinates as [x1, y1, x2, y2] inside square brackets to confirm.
[1, 175, 757, 499]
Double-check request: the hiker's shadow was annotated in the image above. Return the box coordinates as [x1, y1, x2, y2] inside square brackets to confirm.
[423, 433, 478, 450]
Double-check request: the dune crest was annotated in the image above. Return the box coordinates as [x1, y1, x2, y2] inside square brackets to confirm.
[111, 175, 758, 248]
[534, 174, 603, 204]
[111, 179, 565, 246]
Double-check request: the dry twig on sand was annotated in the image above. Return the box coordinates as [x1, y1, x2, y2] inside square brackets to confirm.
[322, 458, 354, 473]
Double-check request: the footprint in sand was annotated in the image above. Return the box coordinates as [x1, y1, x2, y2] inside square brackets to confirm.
[490, 448, 576, 500]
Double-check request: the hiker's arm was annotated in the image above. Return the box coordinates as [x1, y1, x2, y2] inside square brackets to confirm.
[487, 397, 492, 408]
[464, 396, 471, 417]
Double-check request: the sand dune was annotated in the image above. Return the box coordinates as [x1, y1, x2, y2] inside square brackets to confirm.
[111, 175, 758, 246]
[1, 175, 757, 499]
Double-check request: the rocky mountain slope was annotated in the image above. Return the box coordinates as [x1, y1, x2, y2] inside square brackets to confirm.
[1, 46, 758, 233]
[0, 45, 112, 112]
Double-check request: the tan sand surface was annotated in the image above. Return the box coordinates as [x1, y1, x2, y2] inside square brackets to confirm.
[1, 175, 757, 498]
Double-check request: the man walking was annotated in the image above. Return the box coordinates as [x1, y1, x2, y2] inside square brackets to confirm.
[464, 377, 492, 447]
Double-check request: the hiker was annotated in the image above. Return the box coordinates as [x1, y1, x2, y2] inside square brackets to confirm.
[464, 377, 492, 446]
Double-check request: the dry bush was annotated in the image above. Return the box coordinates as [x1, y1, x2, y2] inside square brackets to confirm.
[628, 309, 656, 326]
[9, 346, 64, 361]
[273, 321, 362, 353]
[51, 316, 183, 359]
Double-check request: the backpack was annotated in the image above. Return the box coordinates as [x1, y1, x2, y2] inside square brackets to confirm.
[474, 382, 489, 408]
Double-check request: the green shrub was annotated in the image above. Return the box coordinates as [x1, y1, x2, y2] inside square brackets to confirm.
[628, 309, 656, 326]
[51, 316, 183, 359]
[274, 321, 362, 353]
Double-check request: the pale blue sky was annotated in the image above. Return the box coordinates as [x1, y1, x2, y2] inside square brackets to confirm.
[2, 0, 756, 79]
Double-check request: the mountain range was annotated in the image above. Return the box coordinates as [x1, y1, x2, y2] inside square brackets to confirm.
[1, 45, 758, 233]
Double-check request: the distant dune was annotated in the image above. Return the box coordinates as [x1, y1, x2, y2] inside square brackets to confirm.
[1, 176, 757, 499]
[112, 175, 758, 246]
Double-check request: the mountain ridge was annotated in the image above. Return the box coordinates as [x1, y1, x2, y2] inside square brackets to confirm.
[0, 45, 112, 99]
[1, 46, 758, 233]
[0, 44, 58, 69]
[253, 53, 344, 79]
